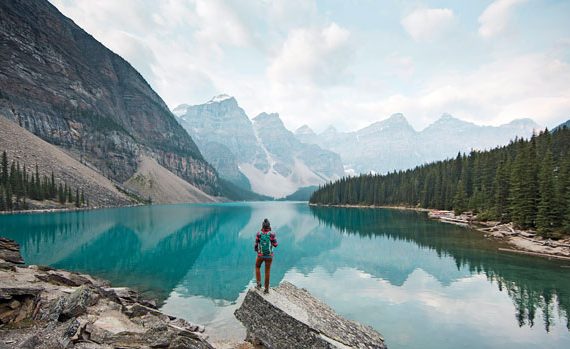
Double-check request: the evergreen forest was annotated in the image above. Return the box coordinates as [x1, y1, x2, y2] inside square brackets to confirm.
[0, 150, 87, 211]
[310, 127, 570, 236]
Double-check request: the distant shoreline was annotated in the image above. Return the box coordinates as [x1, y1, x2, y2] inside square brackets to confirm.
[309, 203, 570, 262]
[0, 203, 145, 216]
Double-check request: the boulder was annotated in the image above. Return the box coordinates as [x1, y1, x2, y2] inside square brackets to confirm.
[234, 282, 387, 349]
[59, 285, 101, 321]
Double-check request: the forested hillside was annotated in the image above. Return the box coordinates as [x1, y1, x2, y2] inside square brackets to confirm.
[0, 151, 86, 211]
[310, 126, 570, 236]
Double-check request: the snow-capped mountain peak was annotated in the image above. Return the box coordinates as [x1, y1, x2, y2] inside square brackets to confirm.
[207, 94, 234, 104]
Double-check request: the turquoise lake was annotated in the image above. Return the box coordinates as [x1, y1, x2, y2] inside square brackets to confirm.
[1, 202, 569, 348]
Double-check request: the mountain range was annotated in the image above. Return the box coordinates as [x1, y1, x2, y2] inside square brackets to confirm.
[174, 96, 344, 198]
[174, 96, 541, 198]
[296, 113, 540, 175]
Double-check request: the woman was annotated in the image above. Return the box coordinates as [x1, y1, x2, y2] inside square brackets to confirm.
[254, 218, 278, 294]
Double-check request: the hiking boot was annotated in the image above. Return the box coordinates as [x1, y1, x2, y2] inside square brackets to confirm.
[255, 283, 261, 290]
[264, 288, 269, 294]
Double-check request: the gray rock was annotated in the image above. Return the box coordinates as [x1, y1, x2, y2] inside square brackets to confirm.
[169, 318, 205, 333]
[126, 303, 167, 319]
[102, 287, 157, 309]
[0, 287, 41, 325]
[0, 238, 24, 264]
[35, 272, 88, 287]
[235, 282, 387, 349]
[59, 285, 100, 321]
[168, 335, 215, 349]
[0, 260, 17, 271]
[132, 314, 168, 331]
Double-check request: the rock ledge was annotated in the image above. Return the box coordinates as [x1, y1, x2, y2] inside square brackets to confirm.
[234, 282, 387, 349]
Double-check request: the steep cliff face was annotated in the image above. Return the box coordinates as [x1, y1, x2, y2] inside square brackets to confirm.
[0, 0, 220, 195]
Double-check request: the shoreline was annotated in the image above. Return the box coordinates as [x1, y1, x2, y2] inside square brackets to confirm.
[309, 203, 570, 262]
[0, 203, 146, 216]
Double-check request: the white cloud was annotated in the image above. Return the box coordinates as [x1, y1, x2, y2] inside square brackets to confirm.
[193, 0, 254, 52]
[266, 0, 318, 31]
[478, 0, 527, 38]
[352, 53, 570, 129]
[48, 0, 570, 133]
[267, 23, 352, 86]
[401, 8, 455, 42]
[386, 54, 415, 79]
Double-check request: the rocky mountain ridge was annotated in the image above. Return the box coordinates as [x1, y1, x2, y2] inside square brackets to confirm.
[174, 96, 344, 198]
[296, 113, 540, 174]
[0, 0, 221, 202]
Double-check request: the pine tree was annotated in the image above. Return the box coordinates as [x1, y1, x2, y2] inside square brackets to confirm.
[66, 184, 72, 203]
[556, 156, 570, 231]
[50, 172, 56, 198]
[536, 150, 557, 236]
[81, 189, 85, 206]
[453, 180, 467, 215]
[5, 185, 12, 210]
[58, 183, 65, 204]
[509, 141, 537, 229]
[75, 188, 80, 208]
[493, 159, 511, 222]
[1, 151, 8, 185]
[0, 185, 5, 211]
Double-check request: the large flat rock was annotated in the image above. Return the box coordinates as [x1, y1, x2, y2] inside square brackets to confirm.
[234, 282, 387, 349]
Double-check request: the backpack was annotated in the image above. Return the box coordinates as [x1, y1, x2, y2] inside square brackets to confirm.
[258, 231, 273, 256]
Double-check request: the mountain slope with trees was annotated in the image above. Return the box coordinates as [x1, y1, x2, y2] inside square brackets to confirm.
[311, 126, 570, 236]
[0, 117, 134, 210]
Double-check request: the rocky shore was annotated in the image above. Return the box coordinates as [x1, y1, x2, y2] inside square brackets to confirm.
[2, 237, 387, 349]
[310, 203, 570, 261]
[427, 210, 570, 261]
[0, 237, 214, 349]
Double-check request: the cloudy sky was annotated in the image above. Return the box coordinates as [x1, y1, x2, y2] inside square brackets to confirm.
[50, 0, 570, 132]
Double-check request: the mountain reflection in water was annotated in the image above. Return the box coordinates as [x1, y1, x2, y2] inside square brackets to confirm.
[1, 202, 568, 348]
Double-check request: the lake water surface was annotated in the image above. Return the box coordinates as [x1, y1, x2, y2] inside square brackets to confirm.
[1, 202, 569, 348]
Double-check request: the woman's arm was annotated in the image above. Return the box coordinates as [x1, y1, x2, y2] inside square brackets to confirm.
[254, 232, 260, 251]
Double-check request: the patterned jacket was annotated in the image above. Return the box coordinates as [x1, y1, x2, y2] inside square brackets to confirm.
[254, 229, 278, 257]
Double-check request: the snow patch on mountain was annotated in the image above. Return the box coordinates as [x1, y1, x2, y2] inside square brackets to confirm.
[208, 94, 233, 103]
[239, 159, 325, 198]
[172, 104, 190, 117]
